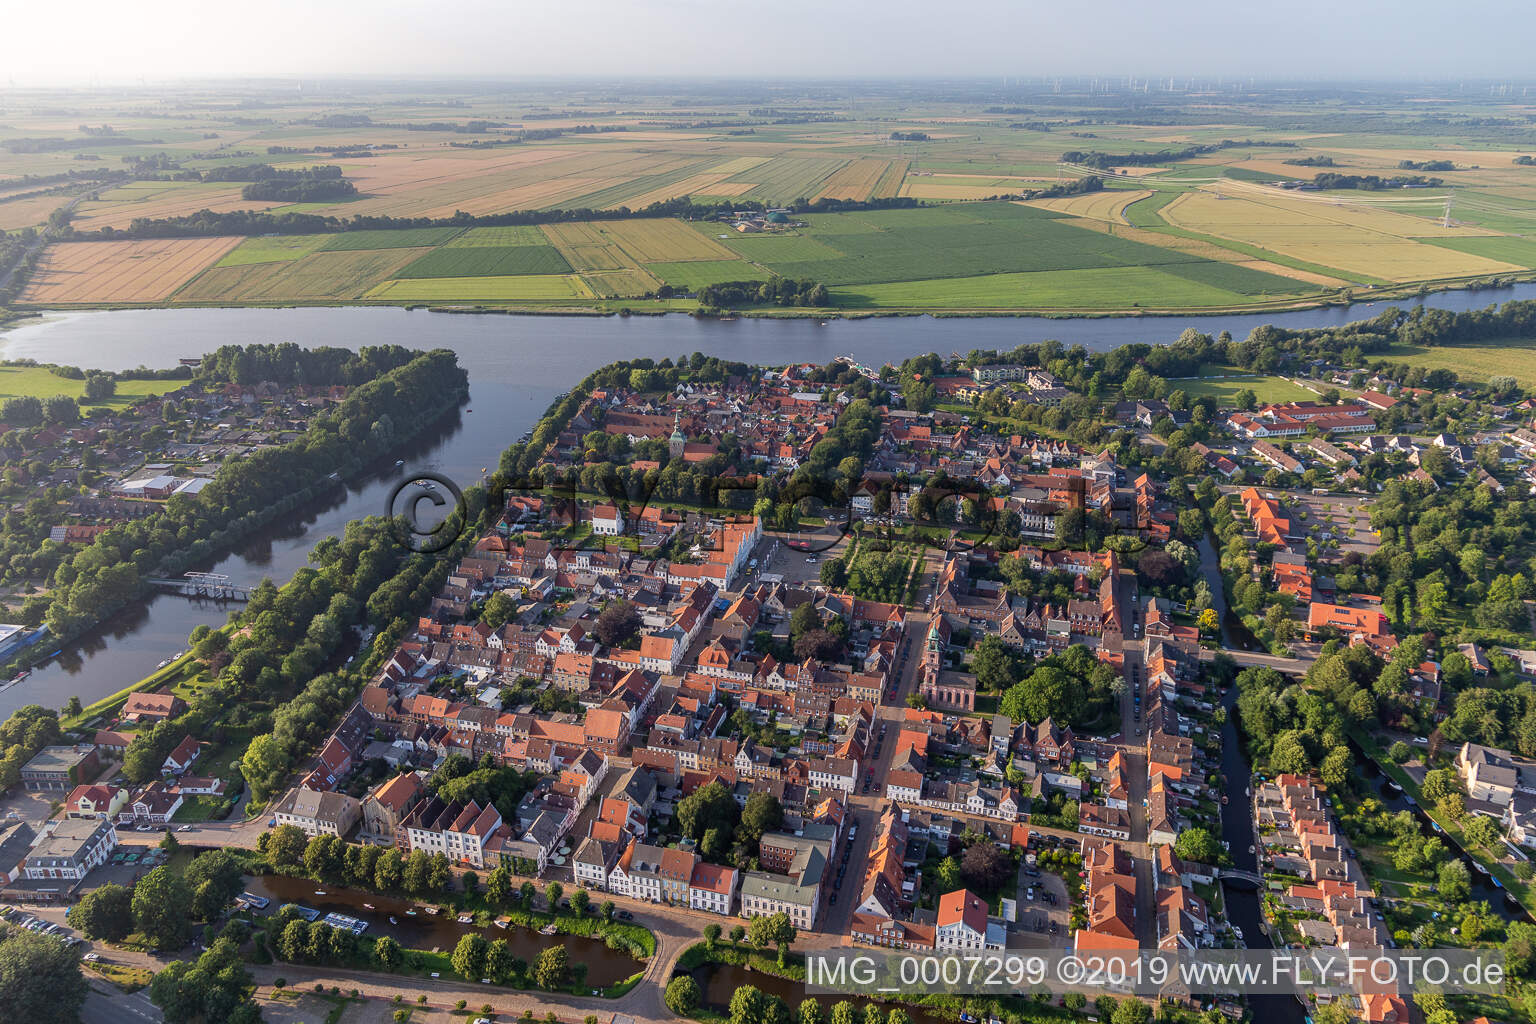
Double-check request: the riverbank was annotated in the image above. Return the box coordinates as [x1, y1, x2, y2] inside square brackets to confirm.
[14, 266, 1536, 321]
[1350, 727, 1536, 921]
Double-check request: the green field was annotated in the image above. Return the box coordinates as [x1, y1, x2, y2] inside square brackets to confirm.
[759, 202, 1310, 292]
[1388, 338, 1536, 386]
[645, 260, 767, 289]
[318, 227, 464, 251]
[831, 264, 1300, 310]
[1167, 370, 1318, 404]
[445, 225, 553, 247]
[367, 274, 594, 301]
[396, 244, 572, 278]
[0, 366, 185, 406]
[214, 234, 330, 267]
[1422, 235, 1536, 269]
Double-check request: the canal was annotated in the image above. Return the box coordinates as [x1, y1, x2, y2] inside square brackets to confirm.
[240, 873, 643, 987]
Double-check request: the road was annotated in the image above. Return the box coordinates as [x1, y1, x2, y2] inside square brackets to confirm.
[82, 981, 162, 1024]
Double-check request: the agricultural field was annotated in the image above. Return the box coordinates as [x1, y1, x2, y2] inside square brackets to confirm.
[1160, 181, 1526, 282]
[66, 181, 286, 232]
[172, 247, 431, 302]
[365, 274, 594, 302]
[396, 244, 571, 278]
[214, 234, 331, 267]
[316, 227, 464, 251]
[831, 264, 1303, 311]
[9, 82, 1536, 312]
[20, 237, 242, 303]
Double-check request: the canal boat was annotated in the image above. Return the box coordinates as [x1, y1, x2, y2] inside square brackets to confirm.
[362, 903, 374, 910]
[389, 916, 398, 925]
[495, 916, 511, 929]
[404, 909, 417, 916]
[539, 923, 559, 935]
[457, 914, 473, 924]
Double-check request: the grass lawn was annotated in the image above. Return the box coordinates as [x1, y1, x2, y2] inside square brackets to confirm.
[0, 366, 184, 407]
[1169, 365, 1318, 404]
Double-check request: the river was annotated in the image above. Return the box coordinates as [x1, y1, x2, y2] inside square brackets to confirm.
[2, 286, 1535, 718]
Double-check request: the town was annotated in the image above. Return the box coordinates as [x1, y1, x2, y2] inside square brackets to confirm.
[5, 304, 1536, 1024]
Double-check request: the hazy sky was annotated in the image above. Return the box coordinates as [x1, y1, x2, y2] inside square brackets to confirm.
[4, 0, 1534, 84]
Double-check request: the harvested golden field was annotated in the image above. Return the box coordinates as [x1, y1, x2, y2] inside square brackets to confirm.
[595, 219, 736, 262]
[171, 247, 431, 302]
[816, 158, 900, 201]
[582, 268, 662, 298]
[67, 184, 284, 232]
[20, 237, 242, 303]
[542, 222, 637, 271]
[1162, 183, 1526, 282]
[616, 171, 738, 210]
[0, 194, 66, 230]
[1052, 203, 1350, 287]
[1028, 189, 1153, 223]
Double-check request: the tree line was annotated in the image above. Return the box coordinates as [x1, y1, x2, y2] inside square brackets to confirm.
[1061, 138, 1295, 168]
[62, 193, 922, 242]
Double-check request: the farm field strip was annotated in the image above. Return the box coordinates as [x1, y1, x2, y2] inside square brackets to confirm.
[642, 260, 765, 290]
[1025, 189, 1154, 223]
[365, 274, 595, 302]
[442, 225, 552, 247]
[20, 237, 243, 303]
[171, 247, 432, 302]
[829, 264, 1295, 311]
[214, 234, 331, 267]
[729, 156, 848, 201]
[318, 227, 464, 251]
[67, 188, 286, 232]
[593, 219, 738, 262]
[0, 193, 68, 230]
[580, 268, 662, 298]
[395, 244, 572, 278]
[816, 158, 900, 201]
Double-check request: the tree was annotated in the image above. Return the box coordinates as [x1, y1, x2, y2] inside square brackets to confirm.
[545, 881, 564, 909]
[403, 849, 433, 894]
[532, 945, 569, 989]
[0, 928, 86, 1021]
[740, 791, 784, 845]
[133, 866, 194, 950]
[677, 781, 739, 842]
[1197, 608, 1220, 635]
[265, 823, 308, 870]
[730, 924, 746, 946]
[185, 848, 245, 922]
[960, 843, 1012, 893]
[569, 888, 589, 917]
[1319, 747, 1352, 789]
[83, 373, 116, 401]
[1439, 859, 1471, 902]
[1112, 999, 1152, 1024]
[594, 601, 640, 646]
[704, 923, 722, 948]
[486, 864, 512, 906]
[730, 984, 772, 1024]
[1172, 827, 1220, 865]
[748, 911, 797, 966]
[374, 935, 402, 970]
[830, 1002, 857, 1024]
[452, 933, 488, 981]
[150, 939, 258, 1024]
[486, 938, 515, 983]
[69, 882, 134, 941]
[481, 591, 517, 630]
[800, 999, 824, 1024]
[666, 975, 702, 1015]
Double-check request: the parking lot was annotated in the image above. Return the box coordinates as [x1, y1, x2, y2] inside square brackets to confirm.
[0, 903, 85, 948]
[1011, 863, 1071, 948]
